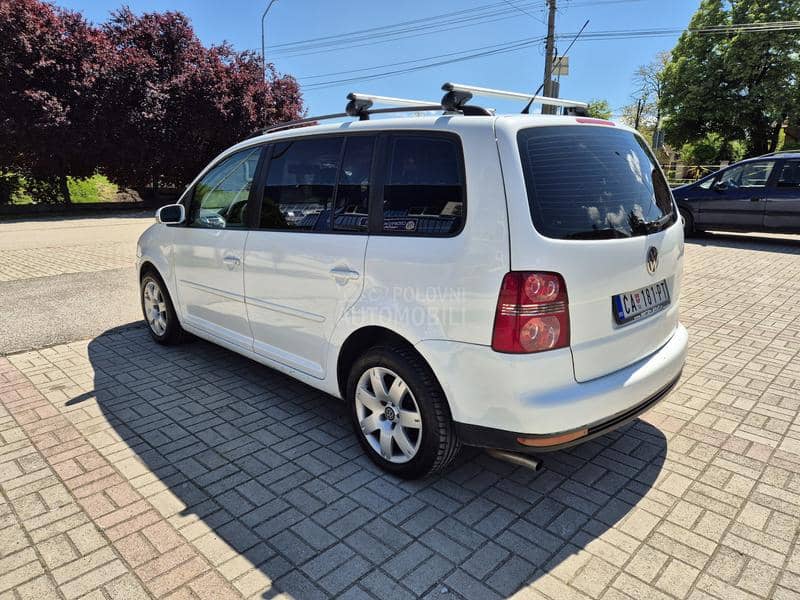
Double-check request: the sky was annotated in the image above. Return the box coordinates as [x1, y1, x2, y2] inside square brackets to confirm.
[57, 0, 701, 118]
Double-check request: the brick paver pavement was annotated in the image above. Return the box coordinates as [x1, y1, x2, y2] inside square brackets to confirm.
[1, 232, 800, 599]
[0, 213, 150, 282]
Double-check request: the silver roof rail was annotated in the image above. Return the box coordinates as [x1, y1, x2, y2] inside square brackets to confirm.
[442, 82, 588, 110]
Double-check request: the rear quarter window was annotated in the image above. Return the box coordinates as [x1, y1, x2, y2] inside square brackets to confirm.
[380, 134, 465, 236]
[518, 126, 674, 239]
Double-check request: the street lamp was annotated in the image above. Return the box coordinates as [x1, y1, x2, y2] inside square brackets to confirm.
[261, 0, 280, 80]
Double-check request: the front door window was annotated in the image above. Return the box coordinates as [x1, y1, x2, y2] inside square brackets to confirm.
[188, 147, 261, 228]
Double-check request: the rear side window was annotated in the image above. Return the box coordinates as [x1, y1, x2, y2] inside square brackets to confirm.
[719, 161, 775, 188]
[777, 161, 800, 188]
[261, 137, 343, 231]
[382, 135, 465, 236]
[518, 126, 674, 239]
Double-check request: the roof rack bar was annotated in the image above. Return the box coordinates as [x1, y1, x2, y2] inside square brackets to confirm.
[442, 82, 588, 109]
[347, 92, 442, 108]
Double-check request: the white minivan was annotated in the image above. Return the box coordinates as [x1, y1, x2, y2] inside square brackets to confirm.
[137, 85, 688, 479]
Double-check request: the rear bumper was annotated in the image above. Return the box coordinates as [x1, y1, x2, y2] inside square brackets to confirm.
[455, 371, 680, 453]
[415, 323, 688, 450]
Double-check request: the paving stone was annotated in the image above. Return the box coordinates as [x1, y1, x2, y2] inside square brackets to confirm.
[4, 235, 800, 599]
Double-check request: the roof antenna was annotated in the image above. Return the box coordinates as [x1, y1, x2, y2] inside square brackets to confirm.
[522, 19, 589, 114]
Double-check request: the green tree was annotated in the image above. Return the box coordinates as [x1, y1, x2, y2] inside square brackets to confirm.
[661, 0, 800, 157]
[586, 99, 612, 120]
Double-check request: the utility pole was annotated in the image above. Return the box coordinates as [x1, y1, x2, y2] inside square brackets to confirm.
[541, 0, 557, 114]
[261, 0, 280, 80]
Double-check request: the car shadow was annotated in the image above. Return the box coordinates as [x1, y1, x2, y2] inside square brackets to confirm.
[82, 324, 668, 599]
[688, 231, 800, 254]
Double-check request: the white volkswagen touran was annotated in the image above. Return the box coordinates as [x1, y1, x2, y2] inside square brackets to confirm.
[137, 90, 688, 479]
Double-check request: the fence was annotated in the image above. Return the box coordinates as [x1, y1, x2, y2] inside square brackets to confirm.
[662, 163, 727, 187]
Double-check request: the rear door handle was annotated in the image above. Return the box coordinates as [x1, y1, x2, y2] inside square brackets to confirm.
[223, 255, 241, 266]
[330, 267, 360, 281]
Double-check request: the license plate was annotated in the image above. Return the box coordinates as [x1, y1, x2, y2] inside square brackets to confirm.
[613, 280, 670, 326]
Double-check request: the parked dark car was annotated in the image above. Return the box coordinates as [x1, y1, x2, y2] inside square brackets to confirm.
[674, 152, 800, 235]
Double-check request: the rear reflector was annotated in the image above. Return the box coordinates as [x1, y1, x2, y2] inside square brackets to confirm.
[491, 272, 569, 353]
[517, 428, 588, 447]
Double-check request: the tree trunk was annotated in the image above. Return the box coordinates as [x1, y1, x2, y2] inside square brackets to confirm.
[59, 174, 71, 205]
[652, 105, 662, 148]
[768, 116, 785, 153]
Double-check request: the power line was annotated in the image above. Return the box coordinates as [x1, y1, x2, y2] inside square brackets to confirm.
[271, 0, 543, 50]
[499, 0, 545, 24]
[296, 21, 800, 92]
[299, 37, 544, 80]
[302, 36, 546, 91]
[271, 1, 547, 56]
[268, 0, 649, 58]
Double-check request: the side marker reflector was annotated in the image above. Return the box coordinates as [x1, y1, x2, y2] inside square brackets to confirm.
[517, 428, 588, 447]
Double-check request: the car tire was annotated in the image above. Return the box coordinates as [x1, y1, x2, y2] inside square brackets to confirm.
[347, 345, 461, 479]
[140, 270, 185, 345]
[679, 208, 695, 237]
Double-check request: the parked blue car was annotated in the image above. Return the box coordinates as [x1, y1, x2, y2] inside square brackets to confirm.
[674, 152, 800, 235]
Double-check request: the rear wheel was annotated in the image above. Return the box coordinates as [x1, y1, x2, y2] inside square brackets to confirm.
[140, 270, 185, 345]
[347, 345, 460, 479]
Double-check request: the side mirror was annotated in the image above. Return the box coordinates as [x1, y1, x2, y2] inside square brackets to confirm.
[156, 204, 185, 225]
[713, 181, 728, 192]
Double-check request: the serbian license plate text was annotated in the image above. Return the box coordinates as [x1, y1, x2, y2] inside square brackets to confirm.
[613, 280, 670, 325]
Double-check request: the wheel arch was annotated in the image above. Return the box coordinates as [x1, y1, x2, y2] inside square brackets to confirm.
[336, 326, 447, 407]
[138, 260, 183, 324]
[139, 260, 159, 281]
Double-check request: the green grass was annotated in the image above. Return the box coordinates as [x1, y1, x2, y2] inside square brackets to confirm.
[11, 174, 119, 204]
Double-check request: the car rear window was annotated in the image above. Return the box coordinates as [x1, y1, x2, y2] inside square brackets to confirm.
[517, 126, 675, 239]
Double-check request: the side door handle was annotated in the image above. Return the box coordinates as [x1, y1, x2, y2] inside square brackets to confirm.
[330, 267, 360, 281]
[750, 197, 764, 202]
[223, 255, 242, 267]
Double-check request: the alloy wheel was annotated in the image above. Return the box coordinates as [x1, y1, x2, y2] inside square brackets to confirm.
[143, 279, 168, 336]
[354, 367, 422, 463]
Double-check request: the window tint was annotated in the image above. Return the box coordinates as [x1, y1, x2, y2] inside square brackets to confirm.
[518, 126, 674, 239]
[740, 162, 775, 187]
[382, 136, 464, 235]
[261, 137, 343, 230]
[189, 147, 261, 228]
[719, 161, 775, 188]
[777, 161, 800, 188]
[698, 177, 714, 190]
[718, 165, 742, 187]
[334, 136, 374, 232]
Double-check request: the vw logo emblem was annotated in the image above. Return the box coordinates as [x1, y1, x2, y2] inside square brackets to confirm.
[646, 246, 659, 274]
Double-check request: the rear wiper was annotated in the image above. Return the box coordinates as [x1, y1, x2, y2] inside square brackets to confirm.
[643, 213, 672, 233]
[566, 228, 632, 240]
[629, 215, 649, 236]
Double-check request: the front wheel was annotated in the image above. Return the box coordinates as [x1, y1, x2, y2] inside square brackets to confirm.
[679, 208, 695, 237]
[140, 270, 185, 345]
[347, 345, 461, 479]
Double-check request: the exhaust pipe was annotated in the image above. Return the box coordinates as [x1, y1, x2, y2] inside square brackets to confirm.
[486, 449, 542, 472]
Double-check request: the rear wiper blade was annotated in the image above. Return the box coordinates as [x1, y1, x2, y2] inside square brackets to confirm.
[566, 228, 632, 240]
[643, 213, 672, 233]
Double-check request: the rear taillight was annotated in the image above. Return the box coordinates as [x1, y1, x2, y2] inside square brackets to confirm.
[491, 272, 570, 353]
